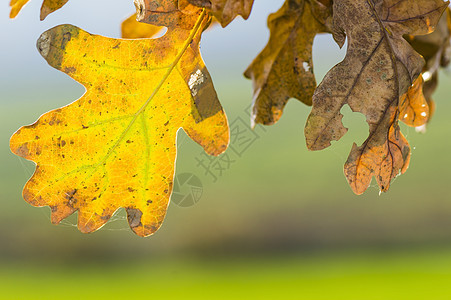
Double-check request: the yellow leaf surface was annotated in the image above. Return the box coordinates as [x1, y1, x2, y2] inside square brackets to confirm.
[9, 0, 68, 20]
[10, 9, 229, 237]
[244, 0, 330, 126]
[304, 0, 448, 195]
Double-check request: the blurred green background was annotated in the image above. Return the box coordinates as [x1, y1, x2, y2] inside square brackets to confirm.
[1, 1, 451, 299]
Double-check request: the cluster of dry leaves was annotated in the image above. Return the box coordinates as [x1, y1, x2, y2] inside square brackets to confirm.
[9, 0, 451, 236]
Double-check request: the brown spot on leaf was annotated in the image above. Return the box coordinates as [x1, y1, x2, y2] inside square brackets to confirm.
[64, 66, 76, 74]
[15, 143, 29, 157]
[65, 189, 78, 207]
[126, 208, 143, 228]
[61, 32, 72, 50]
[100, 214, 111, 221]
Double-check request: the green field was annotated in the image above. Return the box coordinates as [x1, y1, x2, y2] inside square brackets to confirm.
[2, 248, 451, 300]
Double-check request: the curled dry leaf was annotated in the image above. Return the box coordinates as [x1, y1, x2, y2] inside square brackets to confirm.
[134, 0, 202, 29]
[304, 0, 448, 195]
[9, 0, 68, 20]
[187, 0, 255, 27]
[10, 8, 229, 237]
[121, 7, 218, 40]
[244, 0, 331, 126]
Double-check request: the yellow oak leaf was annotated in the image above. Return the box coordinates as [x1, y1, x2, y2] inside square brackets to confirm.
[10, 8, 229, 237]
[304, 0, 448, 195]
[9, 0, 68, 20]
[187, 0, 254, 27]
[244, 0, 330, 127]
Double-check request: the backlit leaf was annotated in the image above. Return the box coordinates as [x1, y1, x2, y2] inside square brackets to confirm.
[399, 76, 429, 127]
[10, 8, 229, 237]
[304, 0, 448, 195]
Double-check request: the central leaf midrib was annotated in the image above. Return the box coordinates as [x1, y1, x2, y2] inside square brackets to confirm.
[83, 10, 207, 179]
[350, 0, 404, 185]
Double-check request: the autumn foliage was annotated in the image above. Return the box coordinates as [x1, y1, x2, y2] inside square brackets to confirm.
[8, 0, 451, 236]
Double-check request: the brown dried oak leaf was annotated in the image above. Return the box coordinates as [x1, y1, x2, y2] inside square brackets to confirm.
[304, 0, 448, 195]
[10, 0, 68, 20]
[134, 0, 204, 29]
[10, 7, 229, 237]
[186, 0, 254, 27]
[244, 0, 332, 126]
[123, 1, 217, 39]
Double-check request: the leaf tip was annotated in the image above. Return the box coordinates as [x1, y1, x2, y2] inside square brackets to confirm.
[250, 117, 256, 130]
[127, 208, 162, 237]
[133, 0, 146, 21]
[36, 31, 51, 58]
[39, 7, 50, 21]
[9, 11, 18, 19]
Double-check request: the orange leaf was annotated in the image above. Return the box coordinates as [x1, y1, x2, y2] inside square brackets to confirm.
[399, 76, 429, 127]
[9, 0, 29, 18]
[345, 119, 411, 195]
